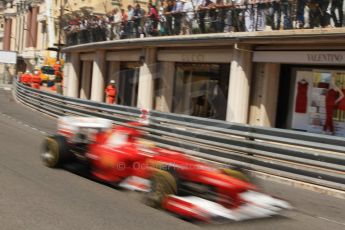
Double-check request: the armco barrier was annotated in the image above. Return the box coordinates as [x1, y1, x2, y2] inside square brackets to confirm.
[14, 81, 345, 191]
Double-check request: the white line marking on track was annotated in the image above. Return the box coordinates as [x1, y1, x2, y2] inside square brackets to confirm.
[0, 112, 47, 135]
[317, 217, 345, 226]
[295, 209, 345, 226]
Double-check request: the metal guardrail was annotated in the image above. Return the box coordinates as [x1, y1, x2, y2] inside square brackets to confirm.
[14, 80, 345, 191]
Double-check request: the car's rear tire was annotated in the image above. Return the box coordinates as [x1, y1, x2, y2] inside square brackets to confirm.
[145, 169, 177, 208]
[41, 135, 71, 168]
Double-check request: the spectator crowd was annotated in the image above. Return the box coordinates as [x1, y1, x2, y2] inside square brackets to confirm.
[65, 0, 345, 45]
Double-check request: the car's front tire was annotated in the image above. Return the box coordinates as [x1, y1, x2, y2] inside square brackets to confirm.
[145, 169, 177, 208]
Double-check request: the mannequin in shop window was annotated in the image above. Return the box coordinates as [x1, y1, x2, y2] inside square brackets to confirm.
[323, 78, 344, 135]
[295, 78, 308, 113]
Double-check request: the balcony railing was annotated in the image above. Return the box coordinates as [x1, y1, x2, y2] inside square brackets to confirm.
[65, 1, 345, 46]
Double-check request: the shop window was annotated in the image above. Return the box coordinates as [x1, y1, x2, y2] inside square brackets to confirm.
[275, 65, 292, 129]
[79, 61, 93, 100]
[278, 66, 345, 137]
[78, 61, 84, 98]
[172, 63, 229, 120]
[117, 62, 140, 107]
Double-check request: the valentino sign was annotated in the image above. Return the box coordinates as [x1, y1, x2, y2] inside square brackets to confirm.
[306, 53, 344, 63]
[253, 51, 345, 65]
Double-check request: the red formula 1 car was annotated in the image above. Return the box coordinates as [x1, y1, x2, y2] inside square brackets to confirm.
[41, 116, 291, 222]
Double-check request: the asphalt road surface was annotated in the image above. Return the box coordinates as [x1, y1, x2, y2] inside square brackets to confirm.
[0, 88, 344, 230]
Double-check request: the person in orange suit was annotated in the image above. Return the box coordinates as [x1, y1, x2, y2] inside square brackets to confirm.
[105, 80, 117, 104]
[21, 70, 33, 87]
[31, 68, 42, 89]
[53, 61, 61, 75]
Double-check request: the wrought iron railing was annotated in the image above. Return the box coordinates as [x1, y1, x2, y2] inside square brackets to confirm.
[65, 0, 345, 46]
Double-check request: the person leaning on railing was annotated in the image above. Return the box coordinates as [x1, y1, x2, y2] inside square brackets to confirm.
[133, 4, 145, 38]
[104, 14, 112, 41]
[221, 0, 240, 33]
[211, 0, 238, 33]
[306, 0, 323, 28]
[330, 0, 343, 27]
[146, 2, 160, 36]
[163, 0, 175, 35]
[171, 0, 184, 35]
[158, 0, 168, 35]
[79, 20, 88, 44]
[296, 0, 308, 28]
[213, 0, 226, 32]
[180, 0, 195, 35]
[127, 5, 135, 38]
[111, 8, 122, 40]
[120, 8, 128, 39]
[197, 0, 216, 33]
[242, 0, 268, 32]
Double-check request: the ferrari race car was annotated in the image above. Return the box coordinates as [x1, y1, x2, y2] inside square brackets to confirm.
[41, 116, 291, 222]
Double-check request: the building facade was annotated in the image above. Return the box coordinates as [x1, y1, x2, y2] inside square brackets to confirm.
[63, 0, 140, 13]
[1, 0, 129, 79]
[62, 29, 345, 137]
[0, 1, 5, 82]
